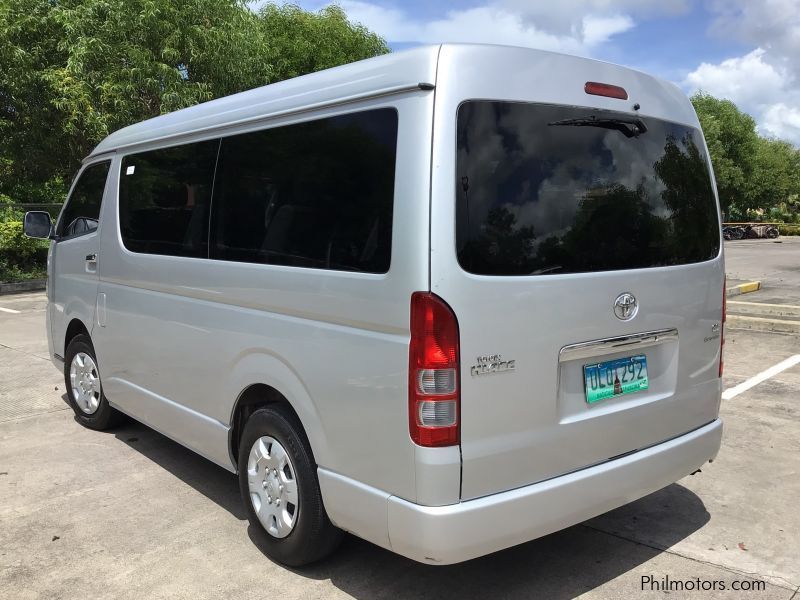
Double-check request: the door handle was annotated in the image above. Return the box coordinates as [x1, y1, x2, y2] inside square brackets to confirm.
[85, 253, 98, 274]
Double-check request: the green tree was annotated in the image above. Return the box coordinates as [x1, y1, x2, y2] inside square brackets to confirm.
[746, 137, 800, 213]
[690, 92, 759, 214]
[257, 4, 389, 81]
[0, 195, 48, 282]
[0, 0, 388, 279]
[0, 0, 388, 204]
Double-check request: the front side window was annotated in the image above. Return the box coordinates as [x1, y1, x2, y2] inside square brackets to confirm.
[211, 109, 398, 273]
[456, 101, 720, 276]
[119, 140, 219, 257]
[57, 161, 111, 239]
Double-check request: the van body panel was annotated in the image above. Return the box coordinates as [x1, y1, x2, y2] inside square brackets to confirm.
[92, 93, 436, 501]
[49, 158, 116, 357]
[44, 44, 724, 564]
[90, 46, 440, 158]
[105, 378, 234, 470]
[414, 445, 462, 506]
[317, 468, 393, 551]
[388, 419, 722, 564]
[430, 45, 723, 500]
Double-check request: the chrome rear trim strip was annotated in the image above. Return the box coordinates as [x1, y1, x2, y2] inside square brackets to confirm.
[559, 328, 678, 363]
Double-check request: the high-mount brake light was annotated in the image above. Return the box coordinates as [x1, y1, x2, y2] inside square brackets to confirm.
[408, 292, 460, 447]
[585, 81, 628, 100]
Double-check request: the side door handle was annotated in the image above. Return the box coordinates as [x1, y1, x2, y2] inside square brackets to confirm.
[85, 253, 98, 274]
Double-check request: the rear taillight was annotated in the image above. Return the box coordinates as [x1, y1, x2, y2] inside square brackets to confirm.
[409, 292, 460, 447]
[719, 277, 726, 378]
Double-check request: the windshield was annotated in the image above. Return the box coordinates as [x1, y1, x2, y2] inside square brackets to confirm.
[456, 101, 721, 276]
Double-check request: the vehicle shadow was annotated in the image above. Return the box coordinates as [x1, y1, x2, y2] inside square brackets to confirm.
[113, 417, 247, 520]
[114, 418, 710, 599]
[286, 483, 710, 600]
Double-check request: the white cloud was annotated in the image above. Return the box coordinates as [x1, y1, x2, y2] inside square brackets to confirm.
[582, 15, 635, 46]
[272, 0, 800, 144]
[762, 103, 800, 143]
[307, 0, 640, 54]
[684, 49, 785, 108]
[707, 0, 800, 77]
[683, 1, 800, 145]
[498, 0, 688, 34]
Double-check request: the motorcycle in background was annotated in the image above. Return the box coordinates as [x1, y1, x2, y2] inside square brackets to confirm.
[723, 224, 779, 240]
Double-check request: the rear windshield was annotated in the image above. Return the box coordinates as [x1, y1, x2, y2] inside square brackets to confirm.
[456, 101, 720, 276]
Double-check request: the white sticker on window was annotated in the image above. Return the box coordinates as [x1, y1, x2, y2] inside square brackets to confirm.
[126, 165, 135, 175]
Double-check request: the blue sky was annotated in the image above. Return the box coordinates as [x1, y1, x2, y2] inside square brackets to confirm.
[276, 1, 800, 145]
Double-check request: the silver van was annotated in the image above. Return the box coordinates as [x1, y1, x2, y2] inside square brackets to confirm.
[25, 44, 725, 566]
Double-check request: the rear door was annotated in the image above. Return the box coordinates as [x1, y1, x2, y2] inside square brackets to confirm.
[430, 46, 724, 500]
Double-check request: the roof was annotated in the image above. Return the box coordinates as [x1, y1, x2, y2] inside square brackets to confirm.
[89, 43, 695, 159]
[90, 45, 441, 157]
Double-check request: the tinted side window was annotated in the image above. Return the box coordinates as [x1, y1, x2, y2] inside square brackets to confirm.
[119, 140, 219, 257]
[57, 161, 110, 238]
[211, 109, 398, 273]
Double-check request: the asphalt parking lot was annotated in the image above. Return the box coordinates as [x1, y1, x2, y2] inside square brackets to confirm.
[1, 240, 799, 599]
[725, 237, 800, 302]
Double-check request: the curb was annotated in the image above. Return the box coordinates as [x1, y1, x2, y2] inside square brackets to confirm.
[727, 314, 800, 335]
[727, 300, 800, 319]
[726, 280, 761, 297]
[0, 278, 47, 296]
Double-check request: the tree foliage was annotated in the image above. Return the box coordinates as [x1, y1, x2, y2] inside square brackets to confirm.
[0, 196, 48, 281]
[0, 0, 389, 203]
[747, 137, 800, 214]
[0, 0, 388, 280]
[691, 92, 800, 218]
[258, 3, 389, 81]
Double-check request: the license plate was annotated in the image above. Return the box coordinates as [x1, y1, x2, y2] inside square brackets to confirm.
[583, 355, 649, 404]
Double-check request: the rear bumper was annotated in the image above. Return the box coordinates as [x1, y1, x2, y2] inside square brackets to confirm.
[387, 419, 722, 564]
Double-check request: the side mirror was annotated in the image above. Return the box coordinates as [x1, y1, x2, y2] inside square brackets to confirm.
[23, 211, 54, 240]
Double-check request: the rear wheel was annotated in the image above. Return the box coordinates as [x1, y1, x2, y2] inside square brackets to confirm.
[64, 334, 123, 430]
[766, 227, 779, 239]
[238, 406, 342, 566]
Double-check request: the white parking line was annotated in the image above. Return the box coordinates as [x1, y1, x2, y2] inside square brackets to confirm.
[722, 354, 800, 400]
[0, 306, 21, 314]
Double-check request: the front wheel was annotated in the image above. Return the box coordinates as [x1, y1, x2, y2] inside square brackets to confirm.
[238, 406, 342, 566]
[64, 334, 123, 430]
[766, 227, 779, 239]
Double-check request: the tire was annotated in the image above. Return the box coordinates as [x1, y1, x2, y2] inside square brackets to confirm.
[767, 227, 779, 239]
[732, 227, 745, 240]
[64, 334, 123, 430]
[238, 406, 342, 566]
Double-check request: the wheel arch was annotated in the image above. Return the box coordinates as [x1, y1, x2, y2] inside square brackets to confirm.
[226, 351, 328, 472]
[65, 318, 91, 350]
[227, 376, 327, 473]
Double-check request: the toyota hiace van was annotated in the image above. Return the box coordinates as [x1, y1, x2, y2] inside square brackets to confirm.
[25, 44, 725, 566]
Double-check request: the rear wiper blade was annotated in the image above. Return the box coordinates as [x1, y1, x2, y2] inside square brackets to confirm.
[528, 265, 563, 275]
[548, 116, 647, 138]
